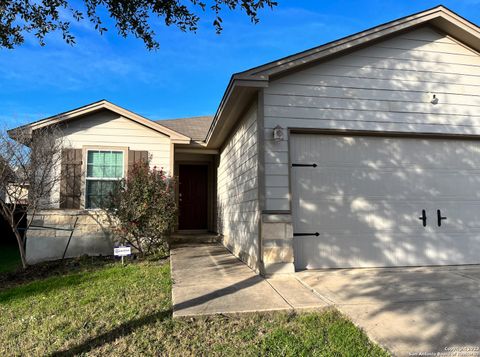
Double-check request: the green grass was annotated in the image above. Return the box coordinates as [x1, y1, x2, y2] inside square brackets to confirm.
[0, 258, 390, 356]
[0, 245, 21, 273]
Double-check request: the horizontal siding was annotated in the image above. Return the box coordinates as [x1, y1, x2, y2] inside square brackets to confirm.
[48, 110, 172, 209]
[263, 26, 480, 211]
[217, 101, 259, 269]
[63, 111, 171, 167]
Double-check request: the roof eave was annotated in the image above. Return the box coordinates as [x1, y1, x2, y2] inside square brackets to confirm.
[204, 77, 268, 147]
[9, 100, 191, 143]
[238, 6, 480, 80]
[204, 6, 480, 149]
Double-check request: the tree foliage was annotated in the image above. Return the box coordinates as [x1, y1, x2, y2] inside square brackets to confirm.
[106, 161, 177, 257]
[0, 0, 277, 49]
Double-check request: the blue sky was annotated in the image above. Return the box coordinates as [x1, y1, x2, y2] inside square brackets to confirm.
[1, 0, 479, 128]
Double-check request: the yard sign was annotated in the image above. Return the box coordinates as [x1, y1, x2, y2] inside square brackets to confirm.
[114, 246, 132, 265]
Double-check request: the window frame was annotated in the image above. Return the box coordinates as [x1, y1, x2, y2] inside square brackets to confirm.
[83, 147, 128, 209]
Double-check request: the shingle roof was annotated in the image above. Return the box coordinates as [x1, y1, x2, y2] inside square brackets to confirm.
[156, 116, 214, 141]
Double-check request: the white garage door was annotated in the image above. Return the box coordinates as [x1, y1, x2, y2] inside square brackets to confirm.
[291, 133, 480, 269]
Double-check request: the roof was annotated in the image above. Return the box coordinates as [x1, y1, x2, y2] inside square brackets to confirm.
[234, 5, 480, 81]
[9, 6, 480, 149]
[9, 100, 191, 144]
[205, 5, 480, 147]
[157, 116, 214, 141]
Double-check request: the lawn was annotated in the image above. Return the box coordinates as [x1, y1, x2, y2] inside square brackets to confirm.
[0, 257, 389, 356]
[0, 245, 21, 273]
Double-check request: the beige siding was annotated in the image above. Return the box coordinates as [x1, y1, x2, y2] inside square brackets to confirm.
[63, 110, 171, 169]
[263, 26, 480, 211]
[217, 101, 260, 270]
[48, 110, 171, 209]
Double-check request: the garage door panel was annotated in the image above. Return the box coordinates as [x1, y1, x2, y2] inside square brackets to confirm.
[426, 201, 480, 232]
[291, 133, 480, 269]
[296, 167, 480, 200]
[294, 199, 480, 233]
[294, 199, 430, 233]
[295, 232, 480, 269]
[294, 136, 480, 170]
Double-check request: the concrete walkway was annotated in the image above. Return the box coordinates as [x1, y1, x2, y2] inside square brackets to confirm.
[171, 243, 326, 317]
[297, 266, 480, 356]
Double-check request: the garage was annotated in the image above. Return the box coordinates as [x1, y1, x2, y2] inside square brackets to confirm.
[291, 133, 480, 270]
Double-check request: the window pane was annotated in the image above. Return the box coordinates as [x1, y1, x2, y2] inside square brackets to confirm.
[115, 165, 123, 178]
[88, 151, 103, 165]
[87, 163, 104, 178]
[87, 195, 100, 209]
[104, 152, 115, 166]
[102, 181, 116, 194]
[86, 151, 123, 179]
[86, 180, 100, 195]
[115, 152, 123, 165]
[104, 165, 115, 178]
[86, 180, 118, 208]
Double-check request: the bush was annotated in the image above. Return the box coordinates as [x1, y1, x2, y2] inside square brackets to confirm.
[106, 161, 177, 256]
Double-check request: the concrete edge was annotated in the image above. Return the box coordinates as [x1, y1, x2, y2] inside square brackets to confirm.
[294, 274, 392, 355]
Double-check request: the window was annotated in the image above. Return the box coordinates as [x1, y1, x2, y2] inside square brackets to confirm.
[85, 150, 124, 208]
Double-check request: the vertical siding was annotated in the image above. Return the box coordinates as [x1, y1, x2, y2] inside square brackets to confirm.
[263, 26, 480, 211]
[217, 100, 260, 270]
[48, 110, 171, 209]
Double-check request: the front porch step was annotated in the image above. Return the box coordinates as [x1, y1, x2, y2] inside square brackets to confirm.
[170, 233, 220, 245]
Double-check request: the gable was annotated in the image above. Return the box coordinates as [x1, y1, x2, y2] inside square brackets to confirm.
[264, 26, 480, 132]
[61, 109, 171, 147]
[236, 6, 480, 81]
[206, 6, 480, 147]
[9, 100, 191, 144]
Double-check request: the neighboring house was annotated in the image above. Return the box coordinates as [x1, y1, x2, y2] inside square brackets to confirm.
[5, 183, 29, 205]
[0, 159, 11, 203]
[9, 6, 480, 274]
[0, 160, 28, 205]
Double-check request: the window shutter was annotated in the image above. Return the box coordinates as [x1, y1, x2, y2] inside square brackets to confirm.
[128, 150, 148, 173]
[60, 148, 82, 209]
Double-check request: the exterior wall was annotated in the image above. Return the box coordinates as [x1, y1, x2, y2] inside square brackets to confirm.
[216, 100, 260, 271]
[46, 110, 171, 209]
[29, 110, 172, 263]
[26, 210, 115, 264]
[63, 110, 171, 172]
[260, 213, 295, 274]
[263, 26, 480, 212]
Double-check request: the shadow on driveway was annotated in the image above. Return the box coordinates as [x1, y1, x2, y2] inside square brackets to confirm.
[297, 265, 480, 355]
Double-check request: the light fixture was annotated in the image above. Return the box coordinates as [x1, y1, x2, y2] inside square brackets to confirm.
[431, 94, 439, 105]
[273, 125, 284, 142]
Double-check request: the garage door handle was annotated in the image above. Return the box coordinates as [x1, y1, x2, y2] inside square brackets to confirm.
[294, 232, 320, 237]
[418, 209, 427, 227]
[437, 209, 447, 227]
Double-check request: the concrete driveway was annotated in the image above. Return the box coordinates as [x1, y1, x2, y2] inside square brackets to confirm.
[297, 266, 480, 356]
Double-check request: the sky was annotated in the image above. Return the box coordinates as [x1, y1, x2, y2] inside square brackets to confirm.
[1, 0, 479, 128]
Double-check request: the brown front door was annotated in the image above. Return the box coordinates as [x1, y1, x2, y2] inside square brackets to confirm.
[178, 164, 208, 230]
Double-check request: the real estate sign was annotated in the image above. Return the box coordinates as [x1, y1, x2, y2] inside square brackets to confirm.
[114, 246, 132, 257]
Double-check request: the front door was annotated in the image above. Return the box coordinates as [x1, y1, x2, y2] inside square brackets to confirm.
[178, 164, 208, 230]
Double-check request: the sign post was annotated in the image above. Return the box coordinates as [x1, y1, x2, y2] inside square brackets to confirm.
[114, 246, 132, 266]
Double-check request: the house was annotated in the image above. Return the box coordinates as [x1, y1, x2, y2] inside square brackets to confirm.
[10, 6, 480, 275]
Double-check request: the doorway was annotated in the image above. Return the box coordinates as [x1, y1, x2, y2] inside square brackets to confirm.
[178, 164, 208, 230]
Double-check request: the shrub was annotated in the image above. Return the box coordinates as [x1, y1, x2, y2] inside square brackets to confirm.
[106, 161, 177, 256]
